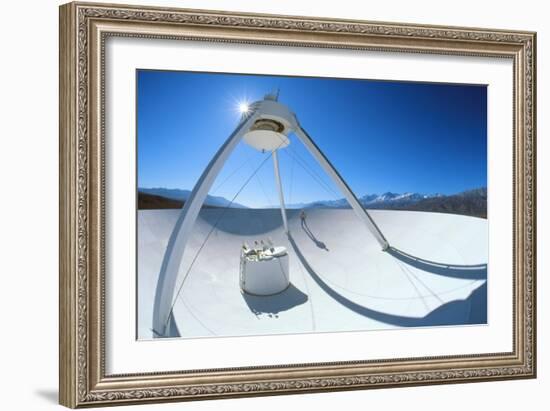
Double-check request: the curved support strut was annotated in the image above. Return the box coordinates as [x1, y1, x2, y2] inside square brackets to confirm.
[152, 115, 389, 337]
[294, 127, 389, 250]
[152, 114, 258, 336]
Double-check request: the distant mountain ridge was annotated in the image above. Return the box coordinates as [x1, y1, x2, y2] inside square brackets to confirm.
[138, 187, 248, 209]
[138, 187, 487, 218]
[399, 187, 487, 218]
[293, 191, 444, 209]
[295, 187, 486, 218]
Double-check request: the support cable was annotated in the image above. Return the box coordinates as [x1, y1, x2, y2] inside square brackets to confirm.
[165, 142, 288, 329]
[283, 146, 341, 200]
[210, 155, 254, 195]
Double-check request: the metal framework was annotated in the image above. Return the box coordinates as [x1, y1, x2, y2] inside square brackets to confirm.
[153, 94, 389, 336]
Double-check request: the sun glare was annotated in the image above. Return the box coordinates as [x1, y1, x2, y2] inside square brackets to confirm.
[238, 102, 249, 114]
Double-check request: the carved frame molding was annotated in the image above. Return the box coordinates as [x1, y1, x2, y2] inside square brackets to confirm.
[59, 2, 536, 407]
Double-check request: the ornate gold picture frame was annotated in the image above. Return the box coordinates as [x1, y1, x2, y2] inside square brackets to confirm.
[59, 2, 536, 408]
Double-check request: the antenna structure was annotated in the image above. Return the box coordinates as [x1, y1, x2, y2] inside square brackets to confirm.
[152, 92, 389, 337]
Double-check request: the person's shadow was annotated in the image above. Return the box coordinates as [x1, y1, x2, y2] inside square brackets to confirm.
[301, 216, 329, 251]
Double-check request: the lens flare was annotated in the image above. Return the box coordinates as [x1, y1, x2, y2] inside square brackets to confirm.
[238, 102, 249, 114]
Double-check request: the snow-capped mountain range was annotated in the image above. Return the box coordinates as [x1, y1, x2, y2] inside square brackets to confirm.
[286, 192, 444, 209]
[138, 187, 487, 218]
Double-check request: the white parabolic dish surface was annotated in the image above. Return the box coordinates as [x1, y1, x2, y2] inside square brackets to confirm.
[138, 208, 488, 339]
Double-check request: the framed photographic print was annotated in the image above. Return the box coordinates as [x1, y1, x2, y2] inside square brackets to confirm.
[59, 2, 537, 408]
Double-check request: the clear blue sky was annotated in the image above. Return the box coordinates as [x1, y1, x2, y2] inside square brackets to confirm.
[137, 70, 487, 208]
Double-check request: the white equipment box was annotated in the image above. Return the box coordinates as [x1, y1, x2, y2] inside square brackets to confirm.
[239, 242, 290, 296]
